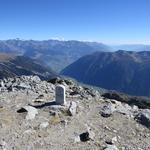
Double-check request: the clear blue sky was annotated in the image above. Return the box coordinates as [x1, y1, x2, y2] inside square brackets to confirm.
[0, 0, 150, 44]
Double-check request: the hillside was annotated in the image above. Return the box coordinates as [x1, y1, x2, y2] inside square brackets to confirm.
[0, 75, 150, 150]
[0, 53, 56, 79]
[0, 39, 110, 72]
[61, 50, 150, 97]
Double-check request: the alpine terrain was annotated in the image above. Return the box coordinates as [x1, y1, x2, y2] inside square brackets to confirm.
[0, 75, 149, 150]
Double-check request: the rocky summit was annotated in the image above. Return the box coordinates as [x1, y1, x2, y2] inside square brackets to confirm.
[0, 75, 150, 150]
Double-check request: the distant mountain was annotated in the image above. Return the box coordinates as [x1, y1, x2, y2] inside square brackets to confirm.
[0, 53, 56, 79]
[61, 50, 150, 97]
[0, 39, 111, 72]
[112, 44, 150, 51]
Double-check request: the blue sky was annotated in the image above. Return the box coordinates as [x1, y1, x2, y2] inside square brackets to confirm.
[0, 0, 150, 44]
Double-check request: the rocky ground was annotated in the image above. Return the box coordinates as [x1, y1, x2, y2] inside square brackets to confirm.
[0, 76, 150, 150]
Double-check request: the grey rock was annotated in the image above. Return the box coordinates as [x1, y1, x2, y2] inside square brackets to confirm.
[17, 106, 38, 120]
[100, 104, 115, 117]
[115, 103, 132, 116]
[106, 137, 118, 145]
[15, 83, 31, 90]
[39, 122, 49, 129]
[74, 133, 80, 143]
[30, 75, 41, 83]
[48, 77, 61, 84]
[79, 132, 90, 142]
[5, 82, 12, 88]
[0, 81, 5, 88]
[87, 127, 95, 140]
[104, 144, 119, 150]
[68, 101, 77, 116]
[136, 109, 150, 128]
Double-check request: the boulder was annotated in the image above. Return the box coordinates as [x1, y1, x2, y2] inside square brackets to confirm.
[17, 106, 38, 120]
[136, 109, 150, 128]
[15, 83, 31, 90]
[30, 75, 41, 83]
[100, 104, 115, 117]
[48, 77, 62, 84]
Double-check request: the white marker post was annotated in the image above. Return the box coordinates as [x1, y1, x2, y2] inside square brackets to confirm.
[55, 85, 66, 105]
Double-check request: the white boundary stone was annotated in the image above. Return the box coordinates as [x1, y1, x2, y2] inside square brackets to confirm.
[55, 85, 66, 105]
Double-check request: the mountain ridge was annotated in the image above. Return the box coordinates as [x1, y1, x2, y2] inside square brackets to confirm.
[0, 53, 56, 79]
[61, 50, 150, 97]
[0, 39, 111, 72]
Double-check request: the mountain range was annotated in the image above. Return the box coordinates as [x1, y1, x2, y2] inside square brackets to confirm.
[0, 39, 111, 72]
[61, 50, 150, 97]
[112, 44, 150, 51]
[0, 53, 55, 79]
[1, 39, 150, 97]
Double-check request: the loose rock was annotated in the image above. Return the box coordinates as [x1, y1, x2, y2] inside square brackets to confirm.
[79, 132, 90, 142]
[17, 106, 38, 120]
[68, 101, 77, 116]
[104, 144, 119, 150]
[100, 104, 115, 117]
[135, 109, 150, 128]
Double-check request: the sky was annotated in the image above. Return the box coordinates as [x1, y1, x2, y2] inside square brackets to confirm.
[0, 0, 150, 44]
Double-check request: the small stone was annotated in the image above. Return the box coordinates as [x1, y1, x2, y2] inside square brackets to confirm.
[31, 75, 41, 83]
[60, 120, 68, 126]
[105, 137, 117, 145]
[0, 81, 4, 88]
[111, 137, 117, 144]
[74, 133, 80, 143]
[79, 132, 90, 142]
[85, 125, 95, 140]
[88, 129, 95, 140]
[34, 99, 46, 103]
[49, 110, 57, 116]
[104, 144, 119, 150]
[132, 105, 139, 110]
[39, 122, 49, 129]
[68, 101, 77, 116]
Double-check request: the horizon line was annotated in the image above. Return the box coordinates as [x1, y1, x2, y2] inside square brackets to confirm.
[0, 38, 150, 45]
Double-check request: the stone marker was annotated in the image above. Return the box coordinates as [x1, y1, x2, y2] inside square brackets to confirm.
[55, 85, 66, 105]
